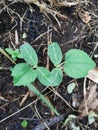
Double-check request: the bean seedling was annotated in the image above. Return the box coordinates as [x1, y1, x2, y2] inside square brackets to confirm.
[10, 42, 96, 115]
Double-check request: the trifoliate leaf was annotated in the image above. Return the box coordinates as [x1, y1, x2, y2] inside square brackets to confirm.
[48, 42, 62, 66]
[64, 49, 96, 78]
[20, 42, 38, 67]
[5, 48, 15, 55]
[11, 63, 37, 86]
[5, 48, 22, 60]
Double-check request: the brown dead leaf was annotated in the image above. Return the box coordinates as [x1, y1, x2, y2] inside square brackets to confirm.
[79, 84, 98, 117]
[87, 67, 98, 84]
[78, 10, 91, 24]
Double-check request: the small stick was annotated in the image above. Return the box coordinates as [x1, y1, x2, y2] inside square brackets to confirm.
[32, 114, 65, 130]
[20, 91, 29, 107]
[0, 47, 16, 64]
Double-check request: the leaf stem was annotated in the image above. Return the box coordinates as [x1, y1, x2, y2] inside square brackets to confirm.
[56, 62, 65, 68]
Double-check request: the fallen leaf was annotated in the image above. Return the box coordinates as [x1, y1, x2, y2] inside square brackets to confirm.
[87, 67, 98, 83]
[79, 83, 98, 117]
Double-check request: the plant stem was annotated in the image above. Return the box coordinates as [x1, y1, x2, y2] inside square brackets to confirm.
[27, 84, 59, 116]
[56, 62, 65, 68]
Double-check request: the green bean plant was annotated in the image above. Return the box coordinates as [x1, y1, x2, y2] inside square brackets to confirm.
[10, 42, 96, 116]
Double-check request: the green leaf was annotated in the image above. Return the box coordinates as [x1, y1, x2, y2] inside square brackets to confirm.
[37, 67, 63, 87]
[67, 82, 76, 94]
[21, 120, 28, 128]
[71, 123, 80, 130]
[64, 49, 96, 78]
[28, 84, 59, 116]
[88, 112, 95, 124]
[17, 53, 23, 59]
[94, 54, 98, 58]
[37, 67, 52, 86]
[11, 63, 37, 86]
[48, 42, 62, 66]
[20, 42, 38, 66]
[51, 68, 63, 87]
[63, 114, 76, 127]
[22, 32, 27, 39]
[0, 67, 3, 70]
[5, 48, 15, 55]
[5, 48, 22, 60]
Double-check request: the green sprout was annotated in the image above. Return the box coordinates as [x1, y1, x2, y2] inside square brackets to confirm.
[5, 48, 22, 61]
[21, 120, 28, 128]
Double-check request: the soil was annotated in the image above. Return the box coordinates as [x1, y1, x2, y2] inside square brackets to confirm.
[0, 0, 98, 130]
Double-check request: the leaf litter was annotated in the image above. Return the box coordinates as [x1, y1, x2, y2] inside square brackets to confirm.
[79, 82, 98, 118]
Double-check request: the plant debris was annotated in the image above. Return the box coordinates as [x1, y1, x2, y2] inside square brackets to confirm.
[79, 83, 98, 118]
